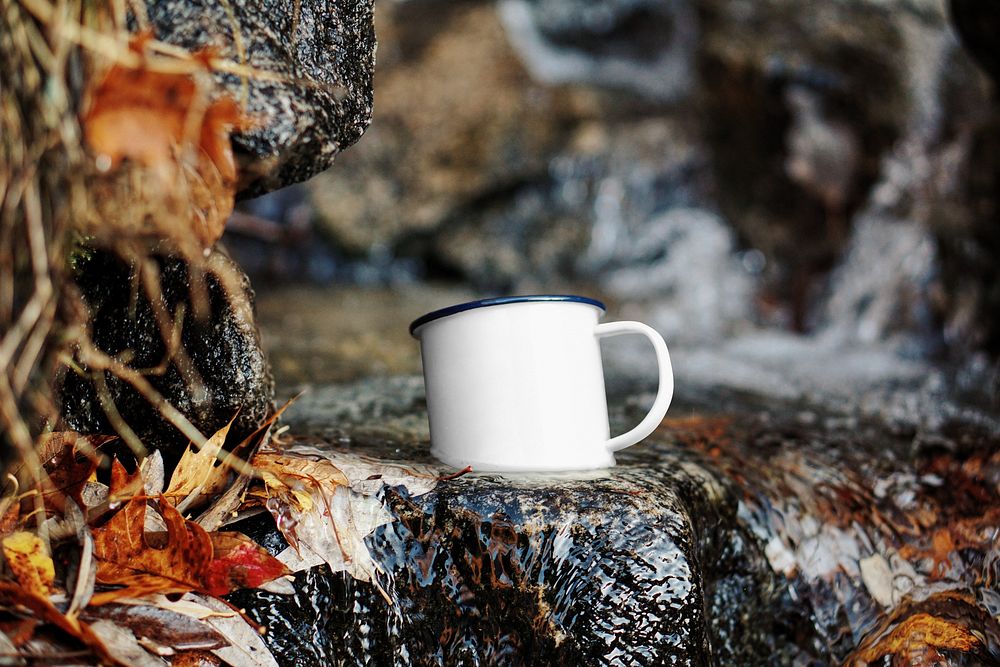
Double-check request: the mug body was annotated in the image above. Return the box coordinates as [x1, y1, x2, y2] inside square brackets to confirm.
[412, 297, 614, 471]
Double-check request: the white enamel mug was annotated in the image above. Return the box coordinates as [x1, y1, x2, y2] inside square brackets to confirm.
[410, 295, 673, 472]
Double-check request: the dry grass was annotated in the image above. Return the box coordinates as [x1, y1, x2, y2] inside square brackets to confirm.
[0, 0, 291, 518]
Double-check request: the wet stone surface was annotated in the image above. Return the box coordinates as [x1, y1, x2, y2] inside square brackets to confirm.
[59, 249, 274, 469]
[228, 372, 1000, 665]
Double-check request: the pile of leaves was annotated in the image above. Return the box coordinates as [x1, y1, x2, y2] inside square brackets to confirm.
[0, 416, 439, 665]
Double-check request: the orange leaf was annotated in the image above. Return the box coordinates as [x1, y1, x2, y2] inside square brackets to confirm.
[855, 612, 981, 662]
[83, 64, 245, 183]
[92, 496, 211, 604]
[107, 457, 145, 507]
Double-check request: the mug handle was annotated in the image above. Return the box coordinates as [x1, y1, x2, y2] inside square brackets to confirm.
[595, 321, 674, 453]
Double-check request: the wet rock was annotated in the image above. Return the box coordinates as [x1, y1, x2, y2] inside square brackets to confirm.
[144, 0, 375, 196]
[229, 395, 787, 665]
[663, 413, 1000, 664]
[58, 248, 274, 468]
[225, 373, 1000, 664]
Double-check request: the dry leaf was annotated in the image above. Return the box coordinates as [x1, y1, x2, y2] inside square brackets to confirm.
[88, 619, 169, 667]
[142, 451, 166, 497]
[195, 471, 252, 533]
[254, 452, 350, 488]
[203, 532, 288, 598]
[249, 446, 438, 583]
[82, 603, 226, 652]
[266, 445, 439, 496]
[1, 532, 55, 596]
[188, 594, 279, 667]
[81, 49, 251, 247]
[854, 612, 982, 662]
[83, 62, 244, 185]
[35, 433, 111, 513]
[91, 494, 212, 604]
[0, 614, 38, 648]
[108, 458, 146, 507]
[169, 650, 223, 666]
[0, 626, 24, 665]
[165, 419, 234, 513]
[92, 458, 287, 603]
[64, 501, 96, 617]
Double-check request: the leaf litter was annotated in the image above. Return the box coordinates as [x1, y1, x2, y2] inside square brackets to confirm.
[0, 407, 441, 663]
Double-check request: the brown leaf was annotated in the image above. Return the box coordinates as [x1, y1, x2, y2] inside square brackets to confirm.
[91, 496, 212, 604]
[1, 532, 54, 596]
[169, 650, 223, 666]
[0, 614, 39, 647]
[108, 457, 146, 507]
[91, 482, 287, 603]
[87, 619, 168, 666]
[854, 612, 982, 662]
[252, 452, 350, 491]
[32, 432, 113, 513]
[81, 604, 226, 652]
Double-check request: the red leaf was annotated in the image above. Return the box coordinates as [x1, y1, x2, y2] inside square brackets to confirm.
[203, 532, 289, 597]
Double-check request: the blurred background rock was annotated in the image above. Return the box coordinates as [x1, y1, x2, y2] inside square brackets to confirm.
[226, 0, 999, 420]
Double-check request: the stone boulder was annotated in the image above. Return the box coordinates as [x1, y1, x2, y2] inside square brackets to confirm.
[225, 375, 1000, 664]
[58, 249, 274, 468]
[145, 0, 375, 196]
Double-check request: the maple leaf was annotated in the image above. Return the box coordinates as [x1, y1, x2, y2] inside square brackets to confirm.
[92, 493, 212, 604]
[1, 531, 55, 596]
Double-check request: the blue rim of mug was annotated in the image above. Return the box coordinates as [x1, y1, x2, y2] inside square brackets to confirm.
[409, 295, 606, 336]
